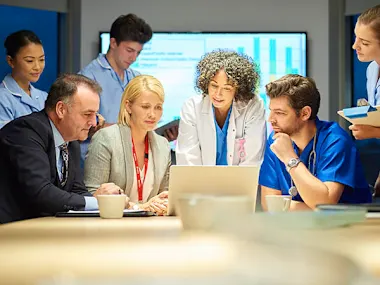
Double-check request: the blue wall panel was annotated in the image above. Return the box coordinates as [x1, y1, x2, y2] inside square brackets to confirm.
[0, 4, 58, 92]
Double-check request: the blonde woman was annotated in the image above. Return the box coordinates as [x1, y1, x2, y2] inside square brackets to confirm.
[84, 75, 170, 215]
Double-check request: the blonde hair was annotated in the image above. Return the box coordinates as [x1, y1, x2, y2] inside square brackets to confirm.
[118, 75, 165, 126]
[358, 5, 380, 41]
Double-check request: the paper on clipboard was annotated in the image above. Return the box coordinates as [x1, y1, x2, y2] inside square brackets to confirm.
[337, 105, 380, 126]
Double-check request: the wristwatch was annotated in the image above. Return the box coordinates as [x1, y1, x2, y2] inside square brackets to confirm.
[286, 158, 301, 172]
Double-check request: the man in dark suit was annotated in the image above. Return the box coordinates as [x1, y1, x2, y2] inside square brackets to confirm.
[0, 74, 123, 224]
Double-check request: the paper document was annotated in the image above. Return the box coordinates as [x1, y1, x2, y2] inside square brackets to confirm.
[337, 105, 380, 126]
[68, 209, 145, 214]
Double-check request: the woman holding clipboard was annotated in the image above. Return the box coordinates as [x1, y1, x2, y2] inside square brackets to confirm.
[350, 4, 380, 196]
[350, 4, 380, 139]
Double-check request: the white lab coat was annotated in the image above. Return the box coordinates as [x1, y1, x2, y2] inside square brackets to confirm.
[176, 95, 266, 166]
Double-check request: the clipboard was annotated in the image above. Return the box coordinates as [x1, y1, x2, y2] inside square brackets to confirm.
[337, 105, 380, 126]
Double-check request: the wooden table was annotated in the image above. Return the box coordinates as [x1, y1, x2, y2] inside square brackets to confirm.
[0, 216, 380, 285]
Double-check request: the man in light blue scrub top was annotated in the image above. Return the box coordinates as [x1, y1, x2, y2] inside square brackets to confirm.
[0, 30, 47, 128]
[79, 14, 152, 166]
[259, 75, 372, 211]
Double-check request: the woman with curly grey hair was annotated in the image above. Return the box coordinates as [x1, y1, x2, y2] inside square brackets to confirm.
[176, 50, 266, 166]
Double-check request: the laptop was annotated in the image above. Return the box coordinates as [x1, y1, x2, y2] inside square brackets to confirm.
[167, 165, 259, 216]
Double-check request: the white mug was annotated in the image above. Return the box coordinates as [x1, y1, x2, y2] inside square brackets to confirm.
[97, 194, 126, 219]
[265, 195, 292, 213]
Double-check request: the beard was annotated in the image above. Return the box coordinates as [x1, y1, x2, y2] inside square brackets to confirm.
[271, 121, 302, 137]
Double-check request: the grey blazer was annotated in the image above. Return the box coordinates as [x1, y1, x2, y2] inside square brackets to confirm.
[84, 124, 171, 199]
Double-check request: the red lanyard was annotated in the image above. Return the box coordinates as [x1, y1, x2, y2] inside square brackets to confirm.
[131, 135, 149, 202]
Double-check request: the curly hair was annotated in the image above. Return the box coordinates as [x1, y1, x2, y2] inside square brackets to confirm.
[195, 49, 260, 103]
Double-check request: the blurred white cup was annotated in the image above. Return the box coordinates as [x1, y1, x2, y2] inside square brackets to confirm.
[177, 194, 253, 231]
[97, 194, 126, 219]
[265, 195, 292, 213]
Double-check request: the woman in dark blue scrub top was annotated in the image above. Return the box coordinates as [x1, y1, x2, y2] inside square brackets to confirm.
[0, 30, 47, 128]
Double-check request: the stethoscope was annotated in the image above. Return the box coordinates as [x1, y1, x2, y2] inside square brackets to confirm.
[288, 133, 317, 197]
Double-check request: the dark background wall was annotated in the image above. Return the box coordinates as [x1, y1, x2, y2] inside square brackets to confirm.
[0, 4, 58, 92]
[351, 14, 370, 105]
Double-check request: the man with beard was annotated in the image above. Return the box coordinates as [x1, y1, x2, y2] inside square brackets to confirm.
[259, 74, 372, 211]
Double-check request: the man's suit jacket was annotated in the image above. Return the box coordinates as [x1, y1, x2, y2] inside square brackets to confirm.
[0, 110, 92, 224]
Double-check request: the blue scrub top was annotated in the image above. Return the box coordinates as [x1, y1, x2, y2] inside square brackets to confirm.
[79, 53, 140, 124]
[259, 117, 372, 204]
[366, 61, 380, 106]
[0, 74, 47, 129]
[213, 106, 232, 165]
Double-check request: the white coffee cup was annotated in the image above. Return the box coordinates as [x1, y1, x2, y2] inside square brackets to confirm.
[177, 194, 254, 231]
[97, 194, 126, 219]
[265, 195, 292, 213]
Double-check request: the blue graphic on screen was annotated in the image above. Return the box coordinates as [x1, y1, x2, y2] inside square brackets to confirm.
[100, 32, 307, 129]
